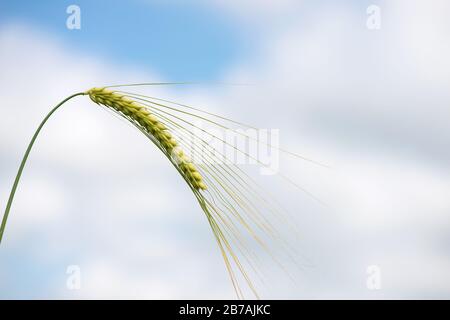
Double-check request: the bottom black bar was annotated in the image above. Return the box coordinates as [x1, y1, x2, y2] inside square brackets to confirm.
[0, 300, 447, 318]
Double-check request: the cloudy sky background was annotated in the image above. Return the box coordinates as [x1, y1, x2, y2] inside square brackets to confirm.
[0, 0, 449, 299]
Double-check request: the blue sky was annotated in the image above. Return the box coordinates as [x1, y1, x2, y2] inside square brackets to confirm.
[1, 0, 450, 299]
[0, 0, 246, 80]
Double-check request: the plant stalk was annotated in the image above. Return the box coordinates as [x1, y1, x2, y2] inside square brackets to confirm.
[0, 92, 85, 245]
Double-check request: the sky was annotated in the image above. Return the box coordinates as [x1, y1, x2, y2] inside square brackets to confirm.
[0, 0, 248, 80]
[0, 0, 450, 299]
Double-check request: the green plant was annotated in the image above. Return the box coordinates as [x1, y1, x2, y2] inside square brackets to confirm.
[0, 84, 324, 298]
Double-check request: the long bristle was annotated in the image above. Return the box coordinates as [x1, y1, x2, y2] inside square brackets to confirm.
[87, 87, 207, 191]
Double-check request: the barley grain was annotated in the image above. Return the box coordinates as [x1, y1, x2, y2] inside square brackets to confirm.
[87, 87, 207, 191]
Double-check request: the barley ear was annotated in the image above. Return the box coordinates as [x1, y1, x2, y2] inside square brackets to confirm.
[86, 87, 207, 191]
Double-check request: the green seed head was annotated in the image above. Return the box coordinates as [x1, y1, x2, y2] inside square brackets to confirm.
[87, 87, 207, 191]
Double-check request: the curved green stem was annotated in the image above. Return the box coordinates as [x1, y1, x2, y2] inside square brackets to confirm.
[0, 92, 85, 245]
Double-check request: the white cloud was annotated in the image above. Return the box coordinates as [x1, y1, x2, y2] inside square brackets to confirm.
[1, 0, 450, 298]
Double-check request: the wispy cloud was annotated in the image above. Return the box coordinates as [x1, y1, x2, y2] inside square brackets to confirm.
[1, 0, 450, 298]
